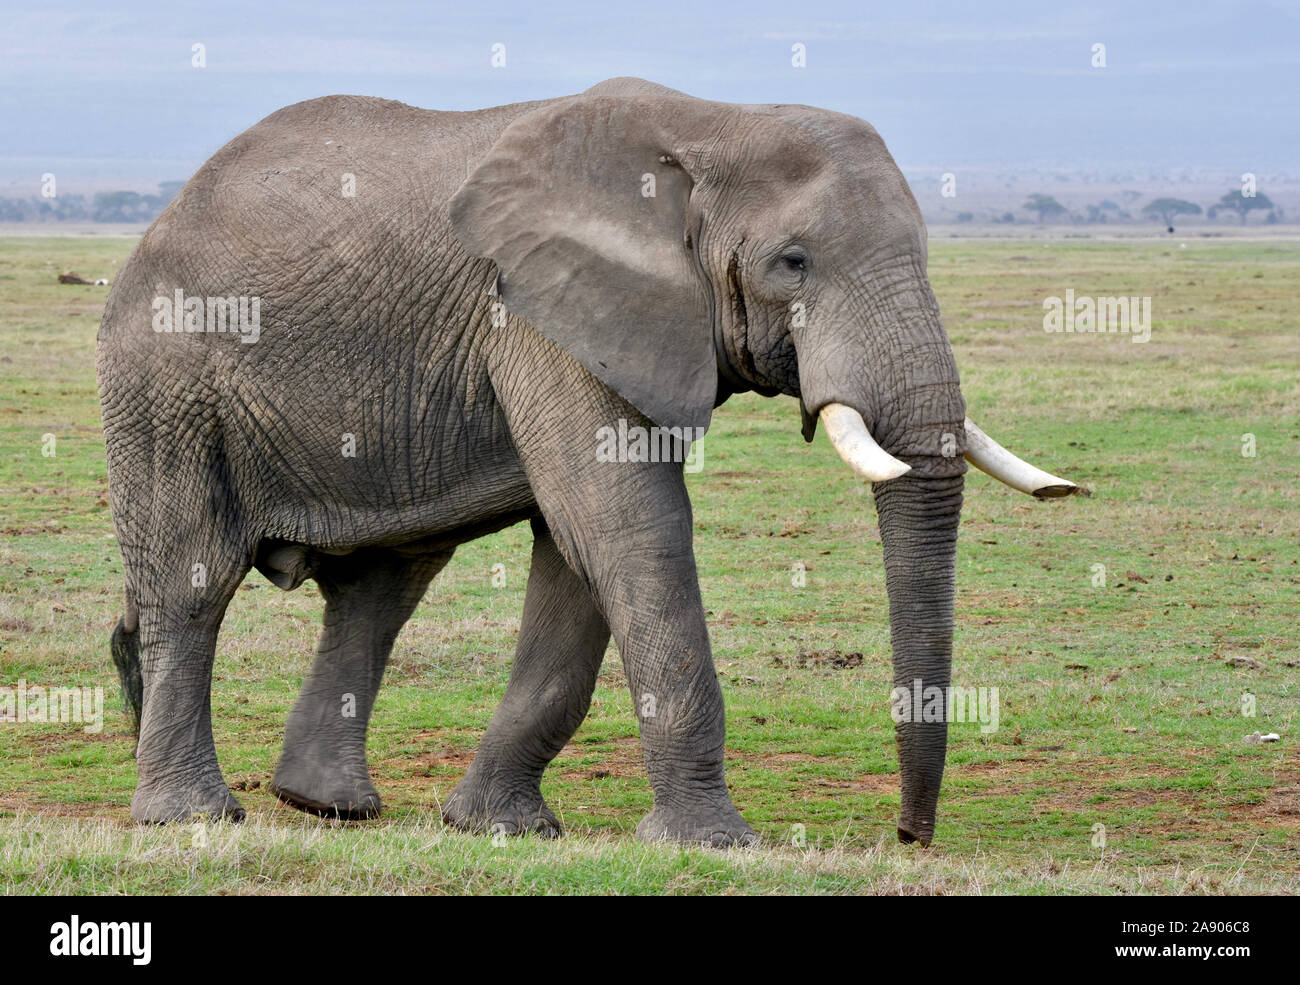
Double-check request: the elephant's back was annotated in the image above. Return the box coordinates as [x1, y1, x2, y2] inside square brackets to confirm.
[97, 93, 552, 381]
[122, 94, 547, 300]
[95, 92, 551, 463]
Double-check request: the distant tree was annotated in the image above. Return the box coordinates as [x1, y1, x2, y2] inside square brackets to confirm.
[1142, 198, 1202, 232]
[1022, 194, 1066, 224]
[0, 197, 31, 221]
[49, 193, 88, 221]
[92, 190, 149, 222]
[956, 211, 974, 223]
[0, 193, 87, 222]
[1210, 189, 1275, 225]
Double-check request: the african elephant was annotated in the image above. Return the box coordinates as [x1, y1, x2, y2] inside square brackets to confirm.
[98, 77, 1077, 847]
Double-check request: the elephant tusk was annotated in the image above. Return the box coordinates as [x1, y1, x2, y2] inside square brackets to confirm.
[963, 417, 1080, 498]
[820, 403, 912, 482]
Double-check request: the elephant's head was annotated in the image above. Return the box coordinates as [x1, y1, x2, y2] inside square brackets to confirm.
[451, 77, 1078, 845]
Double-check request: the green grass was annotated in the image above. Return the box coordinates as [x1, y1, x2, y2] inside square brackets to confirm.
[1, 235, 1297, 894]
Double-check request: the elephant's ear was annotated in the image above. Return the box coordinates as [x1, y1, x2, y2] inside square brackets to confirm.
[449, 93, 723, 431]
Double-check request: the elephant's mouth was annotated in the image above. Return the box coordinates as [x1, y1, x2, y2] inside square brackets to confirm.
[817, 401, 1082, 497]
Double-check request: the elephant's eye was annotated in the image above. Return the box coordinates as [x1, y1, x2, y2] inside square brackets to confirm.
[780, 248, 807, 272]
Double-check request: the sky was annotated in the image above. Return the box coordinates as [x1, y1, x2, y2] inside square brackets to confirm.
[3, 0, 1298, 192]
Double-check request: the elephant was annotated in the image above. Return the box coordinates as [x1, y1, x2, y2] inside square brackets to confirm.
[98, 77, 1078, 847]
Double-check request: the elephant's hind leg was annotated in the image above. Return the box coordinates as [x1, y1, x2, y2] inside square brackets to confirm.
[443, 519, 610, 837]
[270, 548, 450, 819]
[129, 523, 251, 823]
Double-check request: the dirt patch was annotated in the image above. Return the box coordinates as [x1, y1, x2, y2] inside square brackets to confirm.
[811, 774, 899, 795]
[410, 728, 479, 743]
[392, 747, 476, 777]
[16, 729, 124, 753]
[559, 742, 878, 784]
[732, 749, 895, 795]
[1241, 782, 1300, 826]
[556, 735, 644, 780]
[772, 650, 865, 670]
[951, 754, 1300, 831]
[952, 757, 1046, 777]
[0, 794, 132, 821]
[753, 751, 834, 765]
[368, 728, 485, 785]
[1032, 786, 1202, 819]
[422, 748, 476, 769]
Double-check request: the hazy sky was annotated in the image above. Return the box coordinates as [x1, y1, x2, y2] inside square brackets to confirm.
[3, 0, 1298, 190]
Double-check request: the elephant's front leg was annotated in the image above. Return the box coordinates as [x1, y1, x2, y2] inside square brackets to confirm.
[600, 513, 757, 848]
[502, 423, 754, 844]
[442, 518, 610, 837]
[271, 548, 450, 818]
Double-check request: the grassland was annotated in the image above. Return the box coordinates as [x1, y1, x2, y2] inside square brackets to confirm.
[0, 235, 1296, 894]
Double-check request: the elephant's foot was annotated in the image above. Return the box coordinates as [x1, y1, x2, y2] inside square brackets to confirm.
[270, 757, 382, 820]
[636, 803, 759, 848]
[442, 772, 562, 838]
[131, 774, 246, 824]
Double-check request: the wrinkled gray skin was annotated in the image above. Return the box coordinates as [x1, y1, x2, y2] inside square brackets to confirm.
[98, 77, 966, 847]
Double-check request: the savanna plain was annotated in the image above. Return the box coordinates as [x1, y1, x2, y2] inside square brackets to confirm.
[0, 234, 1296, 894]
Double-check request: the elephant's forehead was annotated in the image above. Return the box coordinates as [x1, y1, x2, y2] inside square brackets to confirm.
[732, 160, 922, 251]
[731, 109, 920, 225]
[728, 107, 887, 175]
[763, 105, 892, 166]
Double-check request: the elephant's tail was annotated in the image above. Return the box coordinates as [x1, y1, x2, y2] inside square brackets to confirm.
[110, 611, 143, 738]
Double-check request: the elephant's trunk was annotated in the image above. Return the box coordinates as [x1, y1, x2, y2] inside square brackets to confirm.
[795, 261, 972, 843]
[873, 468, 964, 845]
[800, 260, 1079, 843]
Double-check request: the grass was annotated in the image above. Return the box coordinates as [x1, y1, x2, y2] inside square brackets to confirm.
[0, 235, 1297, 894]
